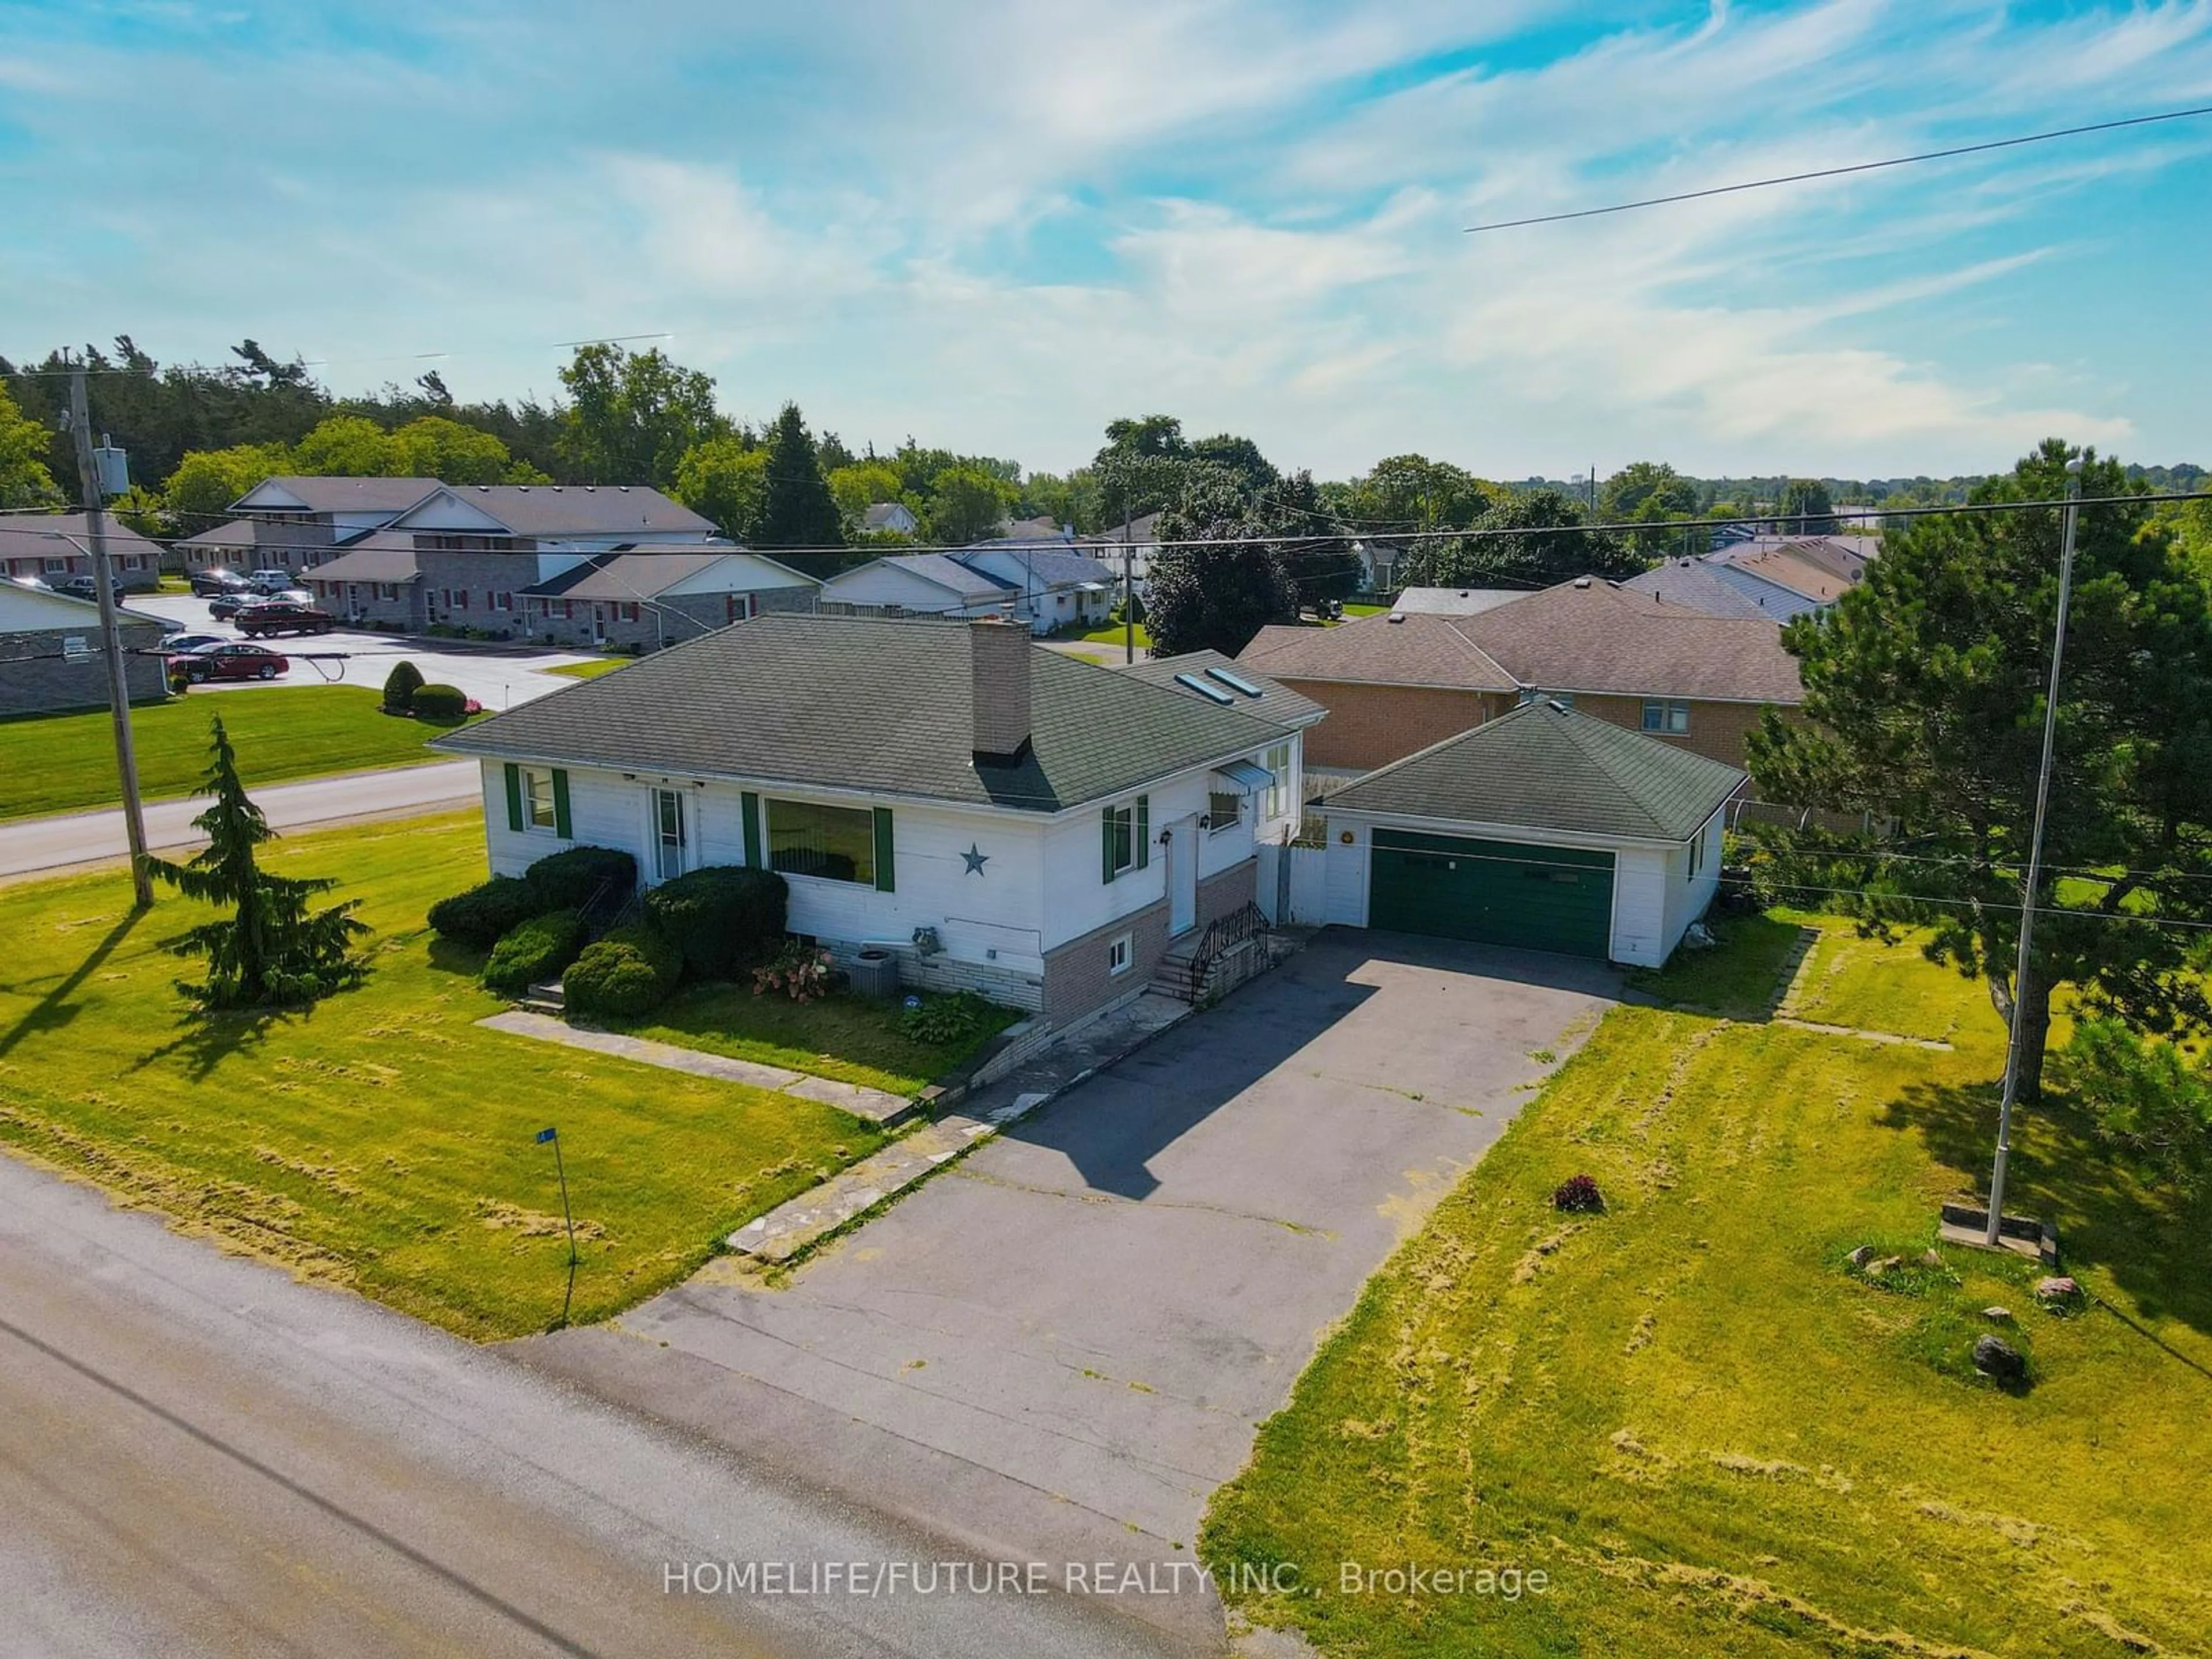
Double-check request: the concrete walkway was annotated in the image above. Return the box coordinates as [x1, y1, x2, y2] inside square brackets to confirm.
[728, 992, 1191, 1263]
[477, 1010, 915, 1124]
[0, 759, 482, 880]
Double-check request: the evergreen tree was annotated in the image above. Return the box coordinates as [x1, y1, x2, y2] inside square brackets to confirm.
[753, 403, 845, 550]
[147, 718, 368, 1012]
[1747, 441, 2212, 1101]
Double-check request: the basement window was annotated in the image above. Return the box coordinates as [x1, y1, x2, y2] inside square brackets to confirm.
[1108, 933, 1132, 976]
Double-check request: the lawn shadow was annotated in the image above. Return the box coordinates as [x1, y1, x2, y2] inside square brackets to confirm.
[0, 907, 146, 1059]
[426, 935, 488, 979]
[1884, 1077, 2212, 1342]
[128, 1004, 297, 1081]
[1630, 911, 1816, 1023]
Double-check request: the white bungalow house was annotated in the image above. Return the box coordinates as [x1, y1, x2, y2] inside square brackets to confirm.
[434, 615, 1323, 1025]
[819, 547, 1115, 635]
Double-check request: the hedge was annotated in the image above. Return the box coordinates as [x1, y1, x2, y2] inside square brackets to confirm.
[381, 659, 424, 714]
[643, 865, 787, 980]
[408, 683, 469, 721]
[425, 876, 543, 950]
[483, 909, 586, 996]
[525, 844, 637, 912]
[564, 924, 685, 1020]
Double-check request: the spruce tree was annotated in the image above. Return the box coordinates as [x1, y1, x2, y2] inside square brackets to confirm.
[753, 403, 845, 550]
[147, 717, 368, 1012]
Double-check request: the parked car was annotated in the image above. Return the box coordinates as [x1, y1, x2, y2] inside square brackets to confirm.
[7, 574, 52, 591]
[160, 631, 231, 655]
[234, 600, 336, 638]
[208, 590, 262, 621]
[171, 642, 289, 683]
[190, 567, 251, 597]
[248, 568, 299, 594]
[54, 576, 100, 601]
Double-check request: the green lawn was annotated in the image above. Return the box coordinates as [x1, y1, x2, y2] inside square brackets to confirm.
[616, 984, 1020, 1097]
[2, 687, 459, 821]
[546, 657, 631, 680]
[0, 813, 885, 1340]
[1341, 601, 1390, 616]
[1078, 620, 1151, 649]
[1204, 917, 2211, 1657]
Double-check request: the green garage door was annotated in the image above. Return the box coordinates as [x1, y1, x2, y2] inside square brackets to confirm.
[1368, 828, 1614, 957]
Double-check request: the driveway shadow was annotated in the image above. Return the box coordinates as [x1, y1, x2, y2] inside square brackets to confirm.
[1005, 927, 1620, 1200]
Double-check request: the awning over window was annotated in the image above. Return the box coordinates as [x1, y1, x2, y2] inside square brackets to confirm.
[1213, 759, 1275, 793]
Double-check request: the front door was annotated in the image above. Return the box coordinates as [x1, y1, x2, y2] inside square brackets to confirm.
[1168, 813, 1198, 936]
[653, 789, 688, 882]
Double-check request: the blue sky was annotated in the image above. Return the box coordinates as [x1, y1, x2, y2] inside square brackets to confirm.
[2, 0, 2208, 479]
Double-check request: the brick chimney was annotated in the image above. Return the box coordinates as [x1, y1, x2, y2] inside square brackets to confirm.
[969, 617, 1032, 764]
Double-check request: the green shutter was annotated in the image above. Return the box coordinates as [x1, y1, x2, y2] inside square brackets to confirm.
[741, 791, 762, 869]
[503, 763, 523, 832]
[872, 807, 895, 892]
[1102, 808, 1118, 884]
[551, 768, 573, 839]
[1135, 796, 1150, 870]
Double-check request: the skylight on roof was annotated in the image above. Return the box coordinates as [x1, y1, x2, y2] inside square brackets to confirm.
[1204, 665, 1264, 698]
[1175, 672, 1236, 705]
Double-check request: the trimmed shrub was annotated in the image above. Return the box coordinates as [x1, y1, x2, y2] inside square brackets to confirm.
[564, 925, 685, 1020]
[408, 683, 468, 721]
[426, 876, 544, 950]
[525, 844, 637, 912]
[483, 909, 586, 996]
[644, 865, 787, 980]
[381, 659, 424, 714]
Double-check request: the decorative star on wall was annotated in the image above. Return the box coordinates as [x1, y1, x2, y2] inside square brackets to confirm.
[961, 843, 989, 876]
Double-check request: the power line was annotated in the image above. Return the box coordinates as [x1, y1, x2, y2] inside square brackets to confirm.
[1462, 103, 2212, 233]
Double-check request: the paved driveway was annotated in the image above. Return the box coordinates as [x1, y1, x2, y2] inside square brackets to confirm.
[135, 594, 596, 710]
[524, 931, 1616, 1643]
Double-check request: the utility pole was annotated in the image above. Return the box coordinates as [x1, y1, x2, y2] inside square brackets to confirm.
[1984, 459, 2082, 1247]
[68, 359, 153, 910]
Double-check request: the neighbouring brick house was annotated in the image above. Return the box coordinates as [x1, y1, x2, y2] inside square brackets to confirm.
[0, 580, 169, 715]
[298, 482, 728, 635]
[0, 512, 164, 592]
[518, 550, 819, 650]
[435, 615, 1320, 1025]
[173, 476, 441, 580]
[1238, 575, 1804, 794]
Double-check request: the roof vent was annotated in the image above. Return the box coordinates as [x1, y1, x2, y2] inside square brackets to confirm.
[1547, 699, 1570, 714]
[1573, 576, 1592, 589]
[585, 484, 596, 492]
[619, 486, 631, 493]
[1387, 612, 1406, 624]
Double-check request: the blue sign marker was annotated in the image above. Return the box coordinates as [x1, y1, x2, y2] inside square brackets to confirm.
[535, 1126, 558, 1144]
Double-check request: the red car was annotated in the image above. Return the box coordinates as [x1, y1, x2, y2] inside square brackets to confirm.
[235, 600, 336, 638]
[172, 642, 289, 683]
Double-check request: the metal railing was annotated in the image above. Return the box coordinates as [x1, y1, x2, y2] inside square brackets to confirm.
[1184, 901, 1268, 1001]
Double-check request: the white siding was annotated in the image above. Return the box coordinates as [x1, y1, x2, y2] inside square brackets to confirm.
[819, 563, 993, 614]
[1321, 816, 1371, 926]
[1660, 810, 1723, 954]
[661, 554, 819, 597]
[1608, 845, 1670, 968]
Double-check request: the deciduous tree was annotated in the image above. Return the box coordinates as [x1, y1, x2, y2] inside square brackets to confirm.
[556, 343, 726, 488]
[925, 465, 1016, 546]
[673, 435, 768, 541]
[1145, 465, 1294, 657]
[0, 380, 58, 507]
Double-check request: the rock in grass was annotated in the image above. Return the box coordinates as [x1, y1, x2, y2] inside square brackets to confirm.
[1848, 1245, 1875, 1269]
[1972, 1335, 2027, 1382]
[1982, 1306, 2014, 1324]
[2035, 1275, 2081, 1305]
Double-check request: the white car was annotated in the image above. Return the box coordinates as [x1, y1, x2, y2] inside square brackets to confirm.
[248, 568, 298, 594]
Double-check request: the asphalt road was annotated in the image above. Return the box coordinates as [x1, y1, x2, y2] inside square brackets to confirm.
[0, 760, 484, 878]
[0, 1153, 1193, 1659]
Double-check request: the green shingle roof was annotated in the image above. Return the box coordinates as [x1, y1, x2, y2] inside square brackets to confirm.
[433, 613, 1289, 814]
[1324, 700, 1745, 842]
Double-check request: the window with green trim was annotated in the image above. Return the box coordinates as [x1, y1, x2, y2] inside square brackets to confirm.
[1104, 804, 1135, 878]
[522, 766, 558, 832]
[768, 798, 876, 885]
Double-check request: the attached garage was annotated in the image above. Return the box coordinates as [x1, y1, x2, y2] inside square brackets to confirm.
[1321, 700, 1744, 968]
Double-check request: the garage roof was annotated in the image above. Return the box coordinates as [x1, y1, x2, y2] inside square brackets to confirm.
[1325, 699, 1744, 842]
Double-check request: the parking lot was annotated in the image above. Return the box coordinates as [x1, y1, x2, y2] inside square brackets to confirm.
[135, 593, 599, 711]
